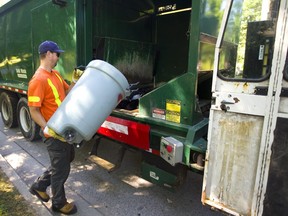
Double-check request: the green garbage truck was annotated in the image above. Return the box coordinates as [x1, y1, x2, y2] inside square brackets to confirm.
[1, 0, 288, 215]
[0, 0, 219, 177]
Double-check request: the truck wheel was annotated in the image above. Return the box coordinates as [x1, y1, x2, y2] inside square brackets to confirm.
[0, 92, 18, 128]
[17, 97, 41, 141]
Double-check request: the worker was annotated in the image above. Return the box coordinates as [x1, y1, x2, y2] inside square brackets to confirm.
[27, 40, 81, 215]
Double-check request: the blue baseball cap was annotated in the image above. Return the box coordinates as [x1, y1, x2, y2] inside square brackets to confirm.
[38, 40, 64, 54]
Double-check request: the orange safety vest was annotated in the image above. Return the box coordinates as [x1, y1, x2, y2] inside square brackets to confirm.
[28, 68, 69, 122]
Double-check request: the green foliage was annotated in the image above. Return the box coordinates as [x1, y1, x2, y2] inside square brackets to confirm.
[0, 169, 36, 216]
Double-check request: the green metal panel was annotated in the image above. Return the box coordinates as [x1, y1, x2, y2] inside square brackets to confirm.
[0, 11, 6, 80]
[92, 0, 154, 42]
[76, 0, 93, 65]
[0, 0, 40, 90]
[31, 0, 77, 82]
[99, 37, 156, 83]
[154, 9, 190, 82]
[0, 0, 78, 91]
[139, 73, 203, 126]
[188, 0, 201, 76]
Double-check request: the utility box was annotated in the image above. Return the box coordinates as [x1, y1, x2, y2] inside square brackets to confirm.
[141, 161, 178, 191]
[160, 137, 183, 166]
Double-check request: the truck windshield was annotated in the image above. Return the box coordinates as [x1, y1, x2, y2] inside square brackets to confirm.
[218, 0, 280, 81]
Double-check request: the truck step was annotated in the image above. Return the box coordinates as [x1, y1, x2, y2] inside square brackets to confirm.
[88, 155, 116, 172]
[88, 136, 127, 172]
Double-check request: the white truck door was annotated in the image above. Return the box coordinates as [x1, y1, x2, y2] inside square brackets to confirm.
[202, 0, 288, 215]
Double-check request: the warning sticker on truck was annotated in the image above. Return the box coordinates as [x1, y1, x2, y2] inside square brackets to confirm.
[166, 110, 180, 123]
[166, 100, 181, 123]
[152, 108, 166, 120]
[152, 100, 181, 123]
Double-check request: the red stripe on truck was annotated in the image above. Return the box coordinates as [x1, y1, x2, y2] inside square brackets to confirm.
[97, 116, 150, 151]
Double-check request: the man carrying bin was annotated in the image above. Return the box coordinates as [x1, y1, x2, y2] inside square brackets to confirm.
[27, 40, 83, 215]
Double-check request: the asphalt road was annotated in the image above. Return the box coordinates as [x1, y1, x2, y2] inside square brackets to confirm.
[0, 119, 224, 216]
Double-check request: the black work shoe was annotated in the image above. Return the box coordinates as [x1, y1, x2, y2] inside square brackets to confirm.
[52, 202, 77, 215]
[29, 186, 50, 202]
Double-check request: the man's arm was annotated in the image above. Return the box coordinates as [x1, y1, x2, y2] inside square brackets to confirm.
[29, 107, 47, 130]
[65, 66, 84, 95]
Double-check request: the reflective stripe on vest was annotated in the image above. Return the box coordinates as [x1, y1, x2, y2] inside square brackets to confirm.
[54, 72, 63, 84]
[28, 96, 40, 103]
[47, 78, 62, 107]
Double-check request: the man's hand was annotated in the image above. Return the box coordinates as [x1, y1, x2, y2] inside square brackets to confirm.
[43, 126, 66, 142]
[72, 65, 85, 83]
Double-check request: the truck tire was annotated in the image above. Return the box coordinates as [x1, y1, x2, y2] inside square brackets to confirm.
[0, 92, 18, 128]
[17, 97, 41, 141]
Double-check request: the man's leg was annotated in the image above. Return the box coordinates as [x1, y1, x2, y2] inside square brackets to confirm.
[29, 169, 51, 202]
[46, 138, 76, 214]
[29, 136, 53, 202]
